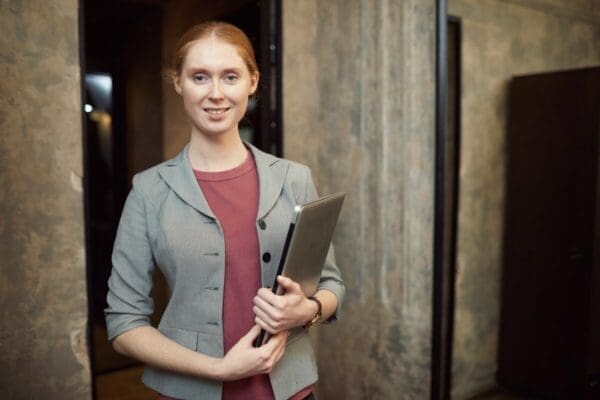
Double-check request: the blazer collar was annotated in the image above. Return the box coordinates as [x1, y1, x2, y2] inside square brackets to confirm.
[158, 142, 288, 220]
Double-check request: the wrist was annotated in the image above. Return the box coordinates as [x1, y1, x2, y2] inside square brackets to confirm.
[303, 297, 319, 323]
[210, 357, 228, 381]
[303, 296, 322, 329]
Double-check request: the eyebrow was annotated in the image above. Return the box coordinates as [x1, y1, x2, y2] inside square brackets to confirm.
[187, 67, 243, 75]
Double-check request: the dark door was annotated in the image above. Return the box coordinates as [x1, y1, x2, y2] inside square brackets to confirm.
[498, 67, 600, 399]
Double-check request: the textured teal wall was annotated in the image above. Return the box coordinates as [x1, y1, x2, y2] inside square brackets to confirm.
[0, 1, 90, 398]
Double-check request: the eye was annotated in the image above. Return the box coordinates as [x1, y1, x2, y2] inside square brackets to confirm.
[224, 73, 238, 83]
[192, 73, 208, 83]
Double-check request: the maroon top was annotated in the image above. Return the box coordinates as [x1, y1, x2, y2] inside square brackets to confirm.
[194, 151, 274, 400]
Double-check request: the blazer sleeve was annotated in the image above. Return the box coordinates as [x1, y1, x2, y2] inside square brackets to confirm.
[104, 174, 156, 341]
[303, 167, 346, 322]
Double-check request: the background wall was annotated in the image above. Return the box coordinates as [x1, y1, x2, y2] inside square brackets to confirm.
[448, 0, 600, 398]
[0, 0, 91, 399]
[283, 1, 436, 398]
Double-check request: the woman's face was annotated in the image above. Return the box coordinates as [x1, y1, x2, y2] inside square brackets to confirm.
[174, 37, 258, 139]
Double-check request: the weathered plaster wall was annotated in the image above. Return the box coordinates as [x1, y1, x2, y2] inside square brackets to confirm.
[448, 0, 600, 398]
[0, 1, 90, 398]
[283, 1, 436, 398]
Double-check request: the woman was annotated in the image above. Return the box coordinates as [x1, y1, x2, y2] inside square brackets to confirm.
[104, 21, 345, 400]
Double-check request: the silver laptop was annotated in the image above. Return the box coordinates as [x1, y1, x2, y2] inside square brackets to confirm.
[254, 192, 345, 347]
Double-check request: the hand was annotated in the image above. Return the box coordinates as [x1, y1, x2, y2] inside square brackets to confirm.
[216, 325, 288, 381]
[253, 276, 319, 334]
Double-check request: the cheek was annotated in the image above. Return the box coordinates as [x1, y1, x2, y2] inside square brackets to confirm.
[224, 85, 250, 103]
[234, 95, 249, 116]
[181, 95, 197, 113]
[183, 85, 210, 101]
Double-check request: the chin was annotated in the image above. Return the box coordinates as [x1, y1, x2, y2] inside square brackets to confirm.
[195, 125, 238, 138]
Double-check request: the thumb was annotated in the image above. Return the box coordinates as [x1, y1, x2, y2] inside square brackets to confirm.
[241, 325, 261, 343]
[277, 275, 302, 294]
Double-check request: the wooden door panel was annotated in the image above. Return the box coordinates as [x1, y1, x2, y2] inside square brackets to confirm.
[498, 67, 600, 399]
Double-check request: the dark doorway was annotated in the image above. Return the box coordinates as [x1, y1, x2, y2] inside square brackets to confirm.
[83, 0, 165, 379]
[81, 0, 282, 398]
[498, 67, 600, 400]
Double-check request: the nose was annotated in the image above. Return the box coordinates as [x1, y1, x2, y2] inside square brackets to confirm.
[209, 79, 224, 101]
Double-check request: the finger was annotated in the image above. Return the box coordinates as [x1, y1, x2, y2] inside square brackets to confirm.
[241, 324, 261, 343]
[263, 330, 286, 352]
[270, 331, 286, 352]
[274, 329, 289, 340]
[256, 288, 282, 305]
[256, 287, 273, 299]
[254, 314, 277, 334]
[272, 330, 289, 351]
[271, 339, 286, 364]
[254, 294, 282, 316]
[277, 275, 302, 294]
[271, 332, 288, 360]
[253, 306, 278, 330]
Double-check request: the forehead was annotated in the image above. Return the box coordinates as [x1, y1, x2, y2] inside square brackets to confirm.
[182, 37, 247, 71]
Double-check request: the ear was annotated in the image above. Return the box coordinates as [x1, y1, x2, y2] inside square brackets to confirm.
[173, 76, 183, 96]
[249, 72, 259, 96]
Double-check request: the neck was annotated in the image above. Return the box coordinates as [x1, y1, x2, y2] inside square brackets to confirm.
[187, 129, 248, 172]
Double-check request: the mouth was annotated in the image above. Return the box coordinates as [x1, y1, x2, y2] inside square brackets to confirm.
[203, 107, 230, 115]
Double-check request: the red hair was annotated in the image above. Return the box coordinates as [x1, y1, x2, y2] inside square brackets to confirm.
[168, 21, 259, 83]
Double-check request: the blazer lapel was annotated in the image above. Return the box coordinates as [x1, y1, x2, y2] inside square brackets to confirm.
[157, 144, 216, 219]
[157, 142, 288, 220]
[246, 142, 288, 219]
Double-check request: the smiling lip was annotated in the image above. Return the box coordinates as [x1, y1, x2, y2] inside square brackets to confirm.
[204, 107, 230, 115]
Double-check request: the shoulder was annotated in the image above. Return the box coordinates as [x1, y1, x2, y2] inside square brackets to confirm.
[285, 158, 311, 176]
[277, 158, 313, 205]
[129, 152, 181, 206]
[281, 158, 311, 183]
[248, 143, 313, 203]
[131, 160, 170, 192]
[132, 161, 168, 187]
[248, 142, 311, 180]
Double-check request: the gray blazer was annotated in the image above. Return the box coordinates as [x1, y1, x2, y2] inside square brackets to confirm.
[105, 142, 345, 400]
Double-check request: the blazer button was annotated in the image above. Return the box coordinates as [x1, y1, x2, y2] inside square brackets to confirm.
[258, 219, 267, 230]
[262, 252, 271, 263]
